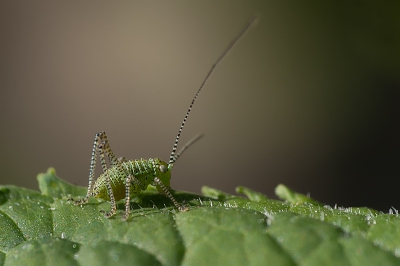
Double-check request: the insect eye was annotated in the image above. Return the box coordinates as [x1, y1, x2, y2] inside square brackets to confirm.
[159, 165, 167, 173]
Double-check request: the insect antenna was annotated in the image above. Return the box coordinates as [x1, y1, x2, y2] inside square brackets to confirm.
[168, 15, 258, 166]
[170, 134, 204, 164]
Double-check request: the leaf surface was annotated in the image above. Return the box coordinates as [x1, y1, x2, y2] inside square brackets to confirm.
[0, 168, 399, 265]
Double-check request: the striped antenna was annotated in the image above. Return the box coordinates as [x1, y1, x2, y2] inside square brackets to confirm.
[168, 15, 258, 165]
[170, 134, 204, 164]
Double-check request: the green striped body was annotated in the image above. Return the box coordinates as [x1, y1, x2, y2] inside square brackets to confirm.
[92, 158, 171, 201]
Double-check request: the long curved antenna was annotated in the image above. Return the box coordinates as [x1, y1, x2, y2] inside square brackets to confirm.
[168, 15, 259, 165]
[170, 134, 204, 164]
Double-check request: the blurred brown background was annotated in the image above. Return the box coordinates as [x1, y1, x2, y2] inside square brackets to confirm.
[1, 1, 399, 211]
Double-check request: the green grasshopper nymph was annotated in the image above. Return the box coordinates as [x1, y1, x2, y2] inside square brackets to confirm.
[72, 16, 258, 220]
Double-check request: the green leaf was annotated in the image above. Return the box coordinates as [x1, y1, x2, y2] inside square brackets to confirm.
[0, 168, 400, 265]
[275, 183, 322, 205]
[37, 167, 87, 198]
[5, 237, 80, 266]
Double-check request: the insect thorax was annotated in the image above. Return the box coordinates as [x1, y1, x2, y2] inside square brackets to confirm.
[92, 158, 171, 201]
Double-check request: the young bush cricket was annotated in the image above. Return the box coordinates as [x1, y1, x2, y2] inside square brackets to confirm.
[71, 16, 258, 219]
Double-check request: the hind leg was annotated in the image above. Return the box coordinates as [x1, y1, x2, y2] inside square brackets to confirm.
[73, 132, 120, 218]
[73, 132, 103, 205]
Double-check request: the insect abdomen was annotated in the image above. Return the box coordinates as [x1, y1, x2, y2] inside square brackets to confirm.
[123, 158, 154, 177]
[92, 158, 157, 201]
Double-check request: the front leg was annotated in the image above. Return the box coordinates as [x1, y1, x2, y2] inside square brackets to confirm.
[154, 177, 188, 212]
